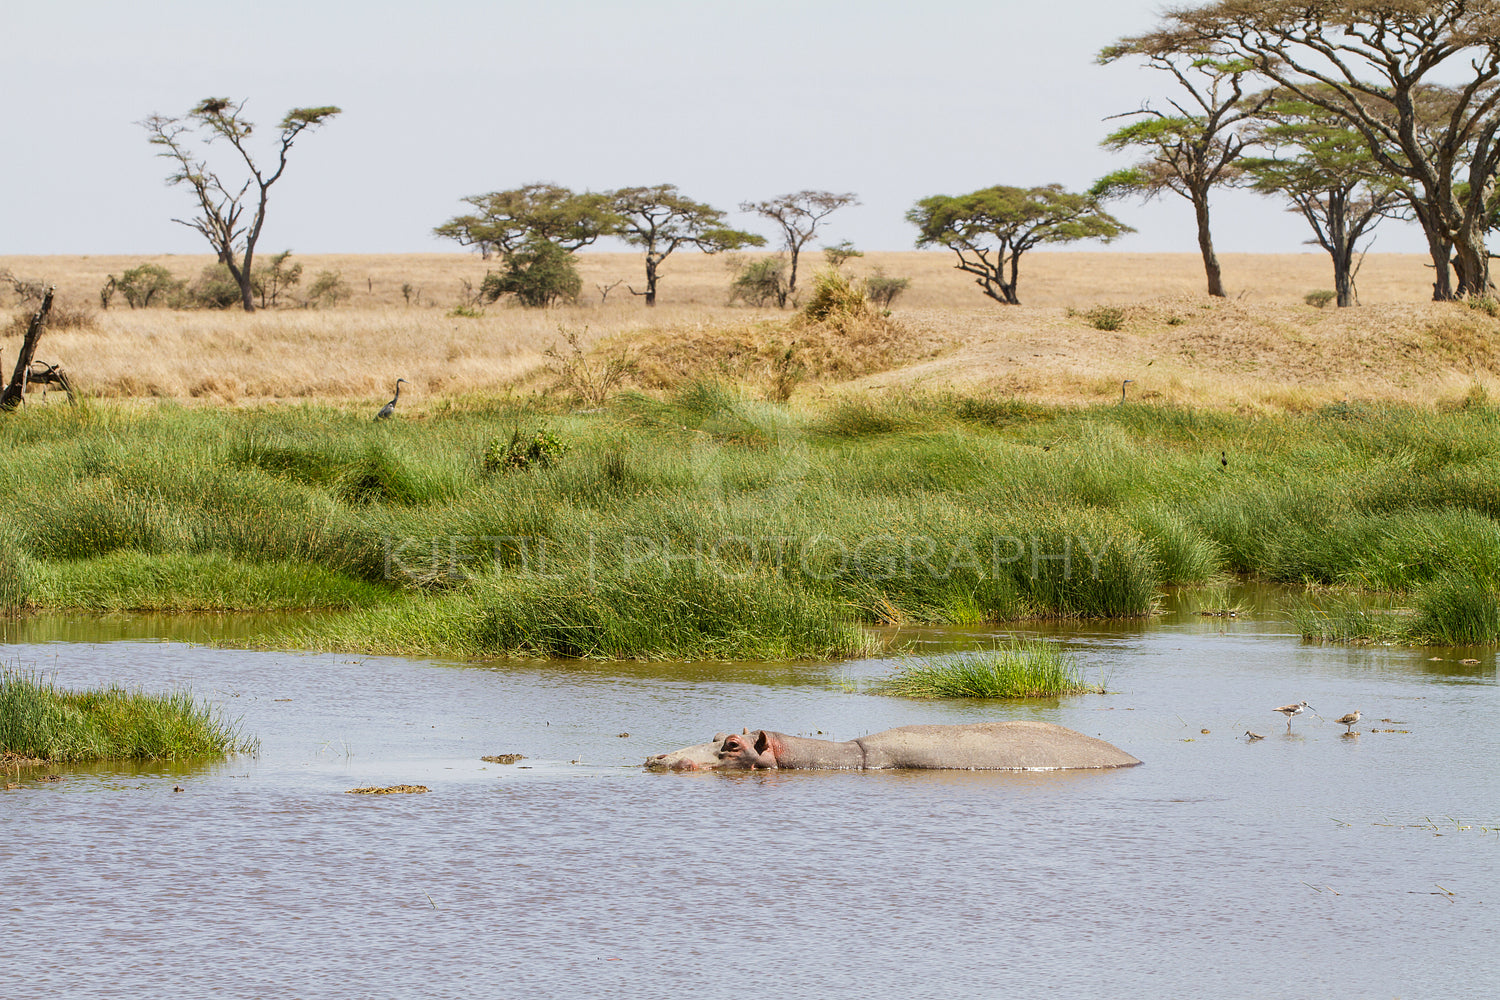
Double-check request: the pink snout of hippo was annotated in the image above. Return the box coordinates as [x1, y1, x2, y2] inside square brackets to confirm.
[645, 721, 1140, 772]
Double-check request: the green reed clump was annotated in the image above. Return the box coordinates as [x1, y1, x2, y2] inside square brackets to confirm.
[1412, 574, 1500, 645]
[0, 671, 257, 763]
[286, 567, 874, 662]
[879, 640, 1102, 699]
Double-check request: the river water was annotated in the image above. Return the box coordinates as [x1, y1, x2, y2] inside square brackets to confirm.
[2, 588, 1496, 999]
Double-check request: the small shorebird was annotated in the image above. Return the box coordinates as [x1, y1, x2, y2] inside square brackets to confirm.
[1274, 701, 1313, 731]
[1244, 730, 1264, 741]
[1334, 710, 1361, 735]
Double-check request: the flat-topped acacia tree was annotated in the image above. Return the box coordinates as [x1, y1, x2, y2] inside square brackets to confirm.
[610, 185, 765, 306]
[739, 190, 860, 306]
[141, 98, 340, 313]
[1094, 45, 1270, 298]
[1241, 93, 1402, 307]
[907, 185, 1131, 305]
[433, 182, 620, 260]
[1139, 1, 1500, 300]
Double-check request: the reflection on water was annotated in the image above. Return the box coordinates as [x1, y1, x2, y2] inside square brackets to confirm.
[0, 609, 326, 646]
[2, 585, 1496, 999]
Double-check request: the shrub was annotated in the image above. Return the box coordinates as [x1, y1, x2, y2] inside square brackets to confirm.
[115, 264, 181, 309]
[251, 250, 302, 308]
[729, 257, 789, 307]
[1305, 289, 1337, 308]
[483, 428, 569, 473]
[544, 327, 636, 406]
[800, 268, 867, 324]
[481, 239, 582, 308]
[186, 264, 243, 309]
[1083, 306, 1126, 331]
[303, 270, 350, 308]
[865, 268, 910, 309]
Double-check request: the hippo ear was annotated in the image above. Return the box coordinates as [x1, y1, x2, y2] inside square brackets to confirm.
[753, 731, 772, 753]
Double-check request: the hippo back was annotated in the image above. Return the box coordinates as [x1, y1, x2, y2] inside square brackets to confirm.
[855, 721, 1140, 770]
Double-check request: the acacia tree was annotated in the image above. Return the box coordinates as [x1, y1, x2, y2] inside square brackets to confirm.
[433, 183, 619, 259]
[611, 185, 765, 305]
[738, 190, 859, 306]
[1148, 1, 1500, 300]
[907, 185, 1132, 305]
[1242, 96, 1401, 306]
[141, 98, 340, 313]
[1095, 46, 1271, 297]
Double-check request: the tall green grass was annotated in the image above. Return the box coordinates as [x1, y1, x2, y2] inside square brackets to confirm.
[3, 393, 1500, 656]
[879, 640, 1102, 699]
[0, 670, 257, 762]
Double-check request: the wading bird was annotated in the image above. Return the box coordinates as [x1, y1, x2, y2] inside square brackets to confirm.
[1220, 450, 1228, 471]
[375, 379, 407, 421]
[1244, 730, 1264, 741]
[1334, 709, 1361, 735]
[1274, 700, 1313, 731]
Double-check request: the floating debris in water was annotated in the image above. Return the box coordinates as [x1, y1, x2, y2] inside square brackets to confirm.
[481, 754, 525, 765]
[347, 785, 428, 795]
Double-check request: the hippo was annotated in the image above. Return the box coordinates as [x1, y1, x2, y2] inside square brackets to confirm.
[645, 721, 1140, 772]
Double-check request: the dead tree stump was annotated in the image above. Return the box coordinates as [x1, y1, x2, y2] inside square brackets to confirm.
[2, 286, 54, 411]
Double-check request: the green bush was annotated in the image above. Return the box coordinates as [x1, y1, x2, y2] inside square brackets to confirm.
[114, 264, 182, 309]
[1305, 289, 1337, 308]
[1083, 306, 1126, 331]
[483, 428, 570, 473]
[185, 264, 243, 309]
[729, 257, 789, 307]
[865, 268, 910, 309]
[481, 239, 582, 308]
[251, 250, 302, 308]
[304, 270, 350, 308]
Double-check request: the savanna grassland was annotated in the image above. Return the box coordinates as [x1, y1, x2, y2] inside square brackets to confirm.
[3, 250, 1500, 659]
[4, 250, 1497, 410]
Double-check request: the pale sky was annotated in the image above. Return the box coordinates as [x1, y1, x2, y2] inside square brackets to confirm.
[1, 0, 1434, 256]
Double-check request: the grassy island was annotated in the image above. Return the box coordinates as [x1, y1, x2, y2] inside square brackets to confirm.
[0, 671, 255, 763]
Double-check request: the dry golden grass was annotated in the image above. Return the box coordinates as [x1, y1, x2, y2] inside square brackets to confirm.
[1, 249, 1492, 410]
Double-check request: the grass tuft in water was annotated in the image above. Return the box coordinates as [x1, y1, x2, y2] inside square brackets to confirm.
[879, 640, 1103, 699]
[0, 670, 258, 763]
[1412, 574, 1500, 645]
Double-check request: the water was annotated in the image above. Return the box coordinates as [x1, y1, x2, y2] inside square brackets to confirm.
[3, 591, 1496, 999]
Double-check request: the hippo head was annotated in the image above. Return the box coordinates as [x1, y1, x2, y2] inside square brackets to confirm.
[644, 730, 779, 771]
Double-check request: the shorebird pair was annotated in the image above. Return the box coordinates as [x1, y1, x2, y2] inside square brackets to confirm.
[1272, 702, 1362, 734]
